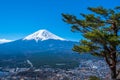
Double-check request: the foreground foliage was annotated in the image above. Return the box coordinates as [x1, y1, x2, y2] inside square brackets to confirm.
[62, 6, 120, 80]
[89, 76, 100, 80]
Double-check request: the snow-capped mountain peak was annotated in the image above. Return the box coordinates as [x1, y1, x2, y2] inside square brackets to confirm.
[23, 29, 65, 41]
[0, 39, 12, 44]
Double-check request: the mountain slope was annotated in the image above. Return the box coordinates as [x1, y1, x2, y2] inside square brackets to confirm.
[0, 39, 79, 68]
[0, 29, 74, 54]
[0, 29, 81, 68]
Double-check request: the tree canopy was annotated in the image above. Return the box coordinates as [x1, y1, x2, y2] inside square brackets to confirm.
[62, 6, 120, 80]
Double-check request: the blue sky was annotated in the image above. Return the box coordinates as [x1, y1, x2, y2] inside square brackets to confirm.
[0, 0, 119, 41]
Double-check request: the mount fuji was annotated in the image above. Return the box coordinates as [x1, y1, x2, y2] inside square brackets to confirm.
[23, 29, 65, 41]
[0, 29, 76, 53]
[0, 29, 82, 68]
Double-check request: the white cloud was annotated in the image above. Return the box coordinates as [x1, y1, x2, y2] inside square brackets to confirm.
[0, 39, 13, 44]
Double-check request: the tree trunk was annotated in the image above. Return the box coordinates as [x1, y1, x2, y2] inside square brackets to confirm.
[110, 66, 117, 80]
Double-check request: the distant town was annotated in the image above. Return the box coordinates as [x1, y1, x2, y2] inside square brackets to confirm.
[0, 59, 118, 80]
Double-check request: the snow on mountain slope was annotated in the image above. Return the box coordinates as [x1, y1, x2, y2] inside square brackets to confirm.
[0, 39, 12, 44]
[23, 29, 65, 41]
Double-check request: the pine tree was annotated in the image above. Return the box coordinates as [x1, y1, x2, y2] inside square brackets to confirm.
[62, 6, 120, 80]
